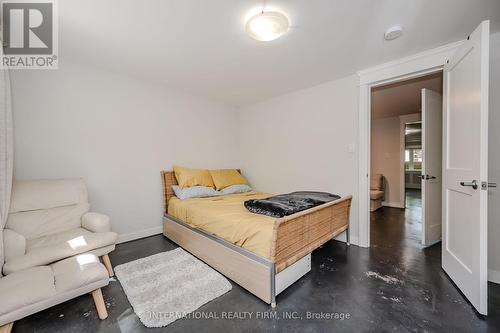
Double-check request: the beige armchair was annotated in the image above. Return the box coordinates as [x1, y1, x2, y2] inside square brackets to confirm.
[370, 174, 385, 212]
[2, 179, 117, 276]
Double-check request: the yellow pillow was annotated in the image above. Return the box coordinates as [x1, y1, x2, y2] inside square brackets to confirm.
[209, 169, 249, 190]
[173, 166, 215, 189]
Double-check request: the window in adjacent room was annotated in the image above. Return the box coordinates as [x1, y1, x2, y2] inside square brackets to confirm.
[405, 148, 422, 170]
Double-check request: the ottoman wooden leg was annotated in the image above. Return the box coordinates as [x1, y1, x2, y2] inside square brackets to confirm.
[0, 322, 13, 333]
[101, 254, 114, 277]
[91, 288, 108, 320]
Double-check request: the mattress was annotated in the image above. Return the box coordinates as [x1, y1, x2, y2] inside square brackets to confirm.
[167, 191, 277, 259]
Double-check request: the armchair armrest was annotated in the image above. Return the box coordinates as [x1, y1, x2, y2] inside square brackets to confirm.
[81, 212, 111, 233]
[3, 229, 26, 261]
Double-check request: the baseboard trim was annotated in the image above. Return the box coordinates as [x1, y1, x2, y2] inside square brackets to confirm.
[117, 226, 163, 244]
[488, 269, 500, 284]
[382, 201, 404, 209]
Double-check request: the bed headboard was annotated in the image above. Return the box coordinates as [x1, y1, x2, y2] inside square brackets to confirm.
[161, 171, 177, 215]
[160, 169, 241, 215]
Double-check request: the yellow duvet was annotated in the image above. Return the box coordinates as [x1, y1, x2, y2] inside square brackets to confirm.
[168, 192, 277, 259]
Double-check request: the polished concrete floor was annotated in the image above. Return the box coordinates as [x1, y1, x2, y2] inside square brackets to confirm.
[371, 189, 423, 247]
[13, 192, 500, 332]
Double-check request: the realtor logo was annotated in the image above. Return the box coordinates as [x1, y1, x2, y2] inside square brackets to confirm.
[1, 0, 58, 69]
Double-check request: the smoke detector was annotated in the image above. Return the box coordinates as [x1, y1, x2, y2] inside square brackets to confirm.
[384, 25, 404, 41]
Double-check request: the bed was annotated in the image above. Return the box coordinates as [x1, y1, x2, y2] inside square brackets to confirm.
[161, 170, 352, 307]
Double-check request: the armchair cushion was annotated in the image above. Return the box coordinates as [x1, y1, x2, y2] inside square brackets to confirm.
[9, 179, 88, 213]
[81, 212, 111, 233]
[370, 190, 384, 200]
[3, 229, 26, 261]
[6, 201, 90, 240]
[2, 228, 117, 275]
[0, 254, 109, 326]
[51, 253, 108, 293]
[0, 266, 56, 317]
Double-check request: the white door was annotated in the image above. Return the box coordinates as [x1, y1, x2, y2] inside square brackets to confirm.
[442, 21, 489, 315]
[421, 89, 443, 247]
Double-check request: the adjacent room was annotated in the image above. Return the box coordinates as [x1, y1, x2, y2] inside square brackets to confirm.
[0, 1, 500, 332]
[370, 73, 443, 246]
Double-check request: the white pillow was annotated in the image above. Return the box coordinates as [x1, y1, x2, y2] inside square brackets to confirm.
[219, 184, 252, 195]
[172, 185, 219, 200]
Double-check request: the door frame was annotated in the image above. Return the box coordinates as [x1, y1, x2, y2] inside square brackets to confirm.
[356, 40, 464, 248]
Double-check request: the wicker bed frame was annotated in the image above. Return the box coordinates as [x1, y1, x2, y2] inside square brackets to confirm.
[161, 170, 352, 307]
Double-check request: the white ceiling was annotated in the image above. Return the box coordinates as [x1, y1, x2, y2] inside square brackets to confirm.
[60, 0, 500, 106]
[371, 73, 443, 119]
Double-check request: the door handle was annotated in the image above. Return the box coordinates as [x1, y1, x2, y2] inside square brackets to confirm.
[421, 174, 437, 180]
[460, 180, 478, 190]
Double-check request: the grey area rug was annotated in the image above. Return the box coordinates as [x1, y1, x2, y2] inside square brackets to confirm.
[115, 248, 232, 327]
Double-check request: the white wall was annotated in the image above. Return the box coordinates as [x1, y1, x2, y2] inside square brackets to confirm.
[371, 116, 402, 207]
[488, 32, 500, 283]
[10, 62, 239, 241]
[238, 75, 360, 244]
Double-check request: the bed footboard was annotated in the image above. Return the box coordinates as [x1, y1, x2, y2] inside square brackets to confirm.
[270, 196, 352, 273]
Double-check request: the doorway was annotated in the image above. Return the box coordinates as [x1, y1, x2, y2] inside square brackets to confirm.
[359, 20, 491, 315]
[369, 73, 443, 245]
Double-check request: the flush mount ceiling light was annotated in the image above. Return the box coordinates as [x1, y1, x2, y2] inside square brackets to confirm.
[245, 10, 289, 42]
[384, 25, 404, 41]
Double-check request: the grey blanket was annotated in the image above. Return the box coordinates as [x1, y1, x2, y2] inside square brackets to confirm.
[244, 191, 340, 218]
